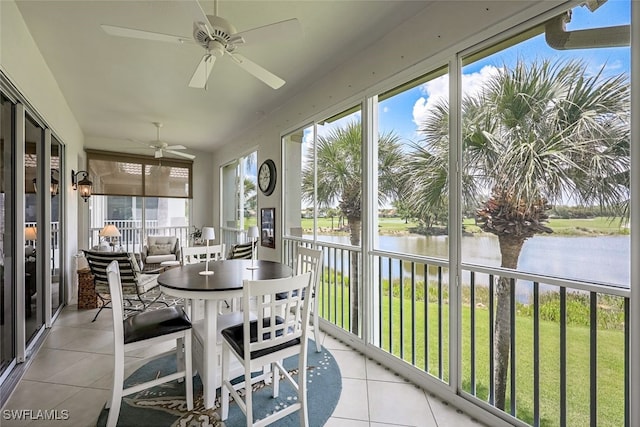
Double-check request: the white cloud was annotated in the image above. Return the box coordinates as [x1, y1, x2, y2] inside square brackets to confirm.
[412, 65, 501, 128]
[588, 59, 625, 78]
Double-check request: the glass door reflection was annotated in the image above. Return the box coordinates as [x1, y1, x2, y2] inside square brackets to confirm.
[24, 114, 43, 343]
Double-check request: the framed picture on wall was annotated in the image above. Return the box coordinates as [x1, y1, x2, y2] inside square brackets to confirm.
[260, 207, 275, 248]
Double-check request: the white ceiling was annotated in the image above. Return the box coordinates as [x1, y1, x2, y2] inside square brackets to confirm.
[16, 0, 432, 158]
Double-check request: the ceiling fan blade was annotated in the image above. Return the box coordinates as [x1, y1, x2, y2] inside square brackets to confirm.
[101, 24, 192, 45]
[186, 0, 213, 38]
[164, 145, 187, 150]
[165, 149, 196, 160]
[228, 53, 285, 89]
[189, 54, 217, 88]
[232, 18, 301, 45]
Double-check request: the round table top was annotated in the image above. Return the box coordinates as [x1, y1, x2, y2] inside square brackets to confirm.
[157, 259, 293, 292]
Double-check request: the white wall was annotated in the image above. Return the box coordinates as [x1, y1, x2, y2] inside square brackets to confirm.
[189, 149, 214, 231]
[210, 0, 564, 261]
[1, 0, 85, 303]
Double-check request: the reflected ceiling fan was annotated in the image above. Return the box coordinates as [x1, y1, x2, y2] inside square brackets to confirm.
[132, 122, 196, 160]
[101, 0, 300, 89]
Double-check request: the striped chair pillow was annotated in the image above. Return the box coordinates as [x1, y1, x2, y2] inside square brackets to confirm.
[228, 241, 255, 260]
[83, 250, 141, 296]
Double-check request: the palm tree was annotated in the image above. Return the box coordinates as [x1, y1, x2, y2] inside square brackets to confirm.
[324, 207, 340, 230]
[408, 58, 629, 410]
[302, 120, 405, 335]
[243, 177, 257, 214]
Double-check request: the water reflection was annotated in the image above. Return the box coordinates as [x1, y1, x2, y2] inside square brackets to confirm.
[314, 233, 630, 288]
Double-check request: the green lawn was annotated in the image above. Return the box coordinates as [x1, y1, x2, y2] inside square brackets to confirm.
[545, 216, 629, 235]
[463, 216, 628, 236]
[300, 217, 420, 234]
[317, 278, 626, 427]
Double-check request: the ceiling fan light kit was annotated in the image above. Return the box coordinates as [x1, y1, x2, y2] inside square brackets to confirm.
[101, 0, 299, 90]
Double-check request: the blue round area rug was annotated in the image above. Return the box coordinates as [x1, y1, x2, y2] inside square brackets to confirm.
[97, 341, 341, 427]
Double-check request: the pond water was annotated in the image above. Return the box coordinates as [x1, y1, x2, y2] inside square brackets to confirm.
[313, 233, 630, 289]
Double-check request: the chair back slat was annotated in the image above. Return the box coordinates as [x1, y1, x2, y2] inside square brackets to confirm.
[242, 271, 313, 354]
[181, 244, 226, 265]
[295, 246, 322, 295]
[105, 261, 125, 338]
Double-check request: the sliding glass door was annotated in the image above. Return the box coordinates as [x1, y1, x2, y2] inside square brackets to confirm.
[24, 114, 43, 344]
[51, 137, 63, 315]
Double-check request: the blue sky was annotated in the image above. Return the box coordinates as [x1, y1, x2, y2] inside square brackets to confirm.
[297, 0, 630, 180]
[378, 0, 631, 145]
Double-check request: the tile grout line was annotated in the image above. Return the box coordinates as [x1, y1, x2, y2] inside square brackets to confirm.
[364, 356, 372, 425]
[423, 388, 440, 427]
[9, 378, 110, 392]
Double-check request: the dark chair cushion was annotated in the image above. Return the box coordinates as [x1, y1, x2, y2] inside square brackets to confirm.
[123, 306, 191, 344]
[275, 288, 310, 300]
[221, 317, 300, 359]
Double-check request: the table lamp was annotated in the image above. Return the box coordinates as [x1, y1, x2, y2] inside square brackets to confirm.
[199, 226, 216, 275]
[99, 224, 121, 251]
[25, 226, 37, 258]
[247, 226, 259, 270]
[25, 226, 37, 242]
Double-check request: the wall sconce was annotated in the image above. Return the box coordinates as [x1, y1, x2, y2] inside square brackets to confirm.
[72, 169, 93, 202]
[32, 169, 60, 197]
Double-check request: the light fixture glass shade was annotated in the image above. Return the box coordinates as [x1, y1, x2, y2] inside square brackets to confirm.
[32, 175, 59, 197]
[25, 226, 37, 241]
[201, 227, 215, 241]
[50, 175, 59, 196]
[247, 226, 259, 239]
[72, 170, 93, 202]
[99, 224, 121, 237]
[78, 178, 92, 202]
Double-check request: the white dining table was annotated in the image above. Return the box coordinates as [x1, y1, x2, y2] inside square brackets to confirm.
[157, 259, 293, 409]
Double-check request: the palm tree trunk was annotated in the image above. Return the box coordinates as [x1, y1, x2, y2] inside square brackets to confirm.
[494, 234, 524, 410]
[347, 216, 361, 336]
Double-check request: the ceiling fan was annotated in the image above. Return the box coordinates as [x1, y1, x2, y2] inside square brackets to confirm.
[101, 0, 300, 89]
[132, 122, 196, 160]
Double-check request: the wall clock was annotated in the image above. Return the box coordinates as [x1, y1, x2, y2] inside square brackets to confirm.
[258, 159, 277, 196]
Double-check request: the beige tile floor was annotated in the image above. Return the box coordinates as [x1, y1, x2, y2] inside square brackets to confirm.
[2, 305, 483, 427]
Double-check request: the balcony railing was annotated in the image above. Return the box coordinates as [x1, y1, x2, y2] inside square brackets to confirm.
[461, 264, 629, 427]
[282, 236, 630, 427]
[220, 225, 252, 248]
[283, 237, 359, 334]
[26, 221, 60, 274]
[88, 220, 189, 254]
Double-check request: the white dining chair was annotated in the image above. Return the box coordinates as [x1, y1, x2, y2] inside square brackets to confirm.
[181, 244, 229, 317]
[104, 261, 193, 427]
[293, 246, 323, 352]
[220, 271, 314, 427]
[181, 244, 226, 265]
